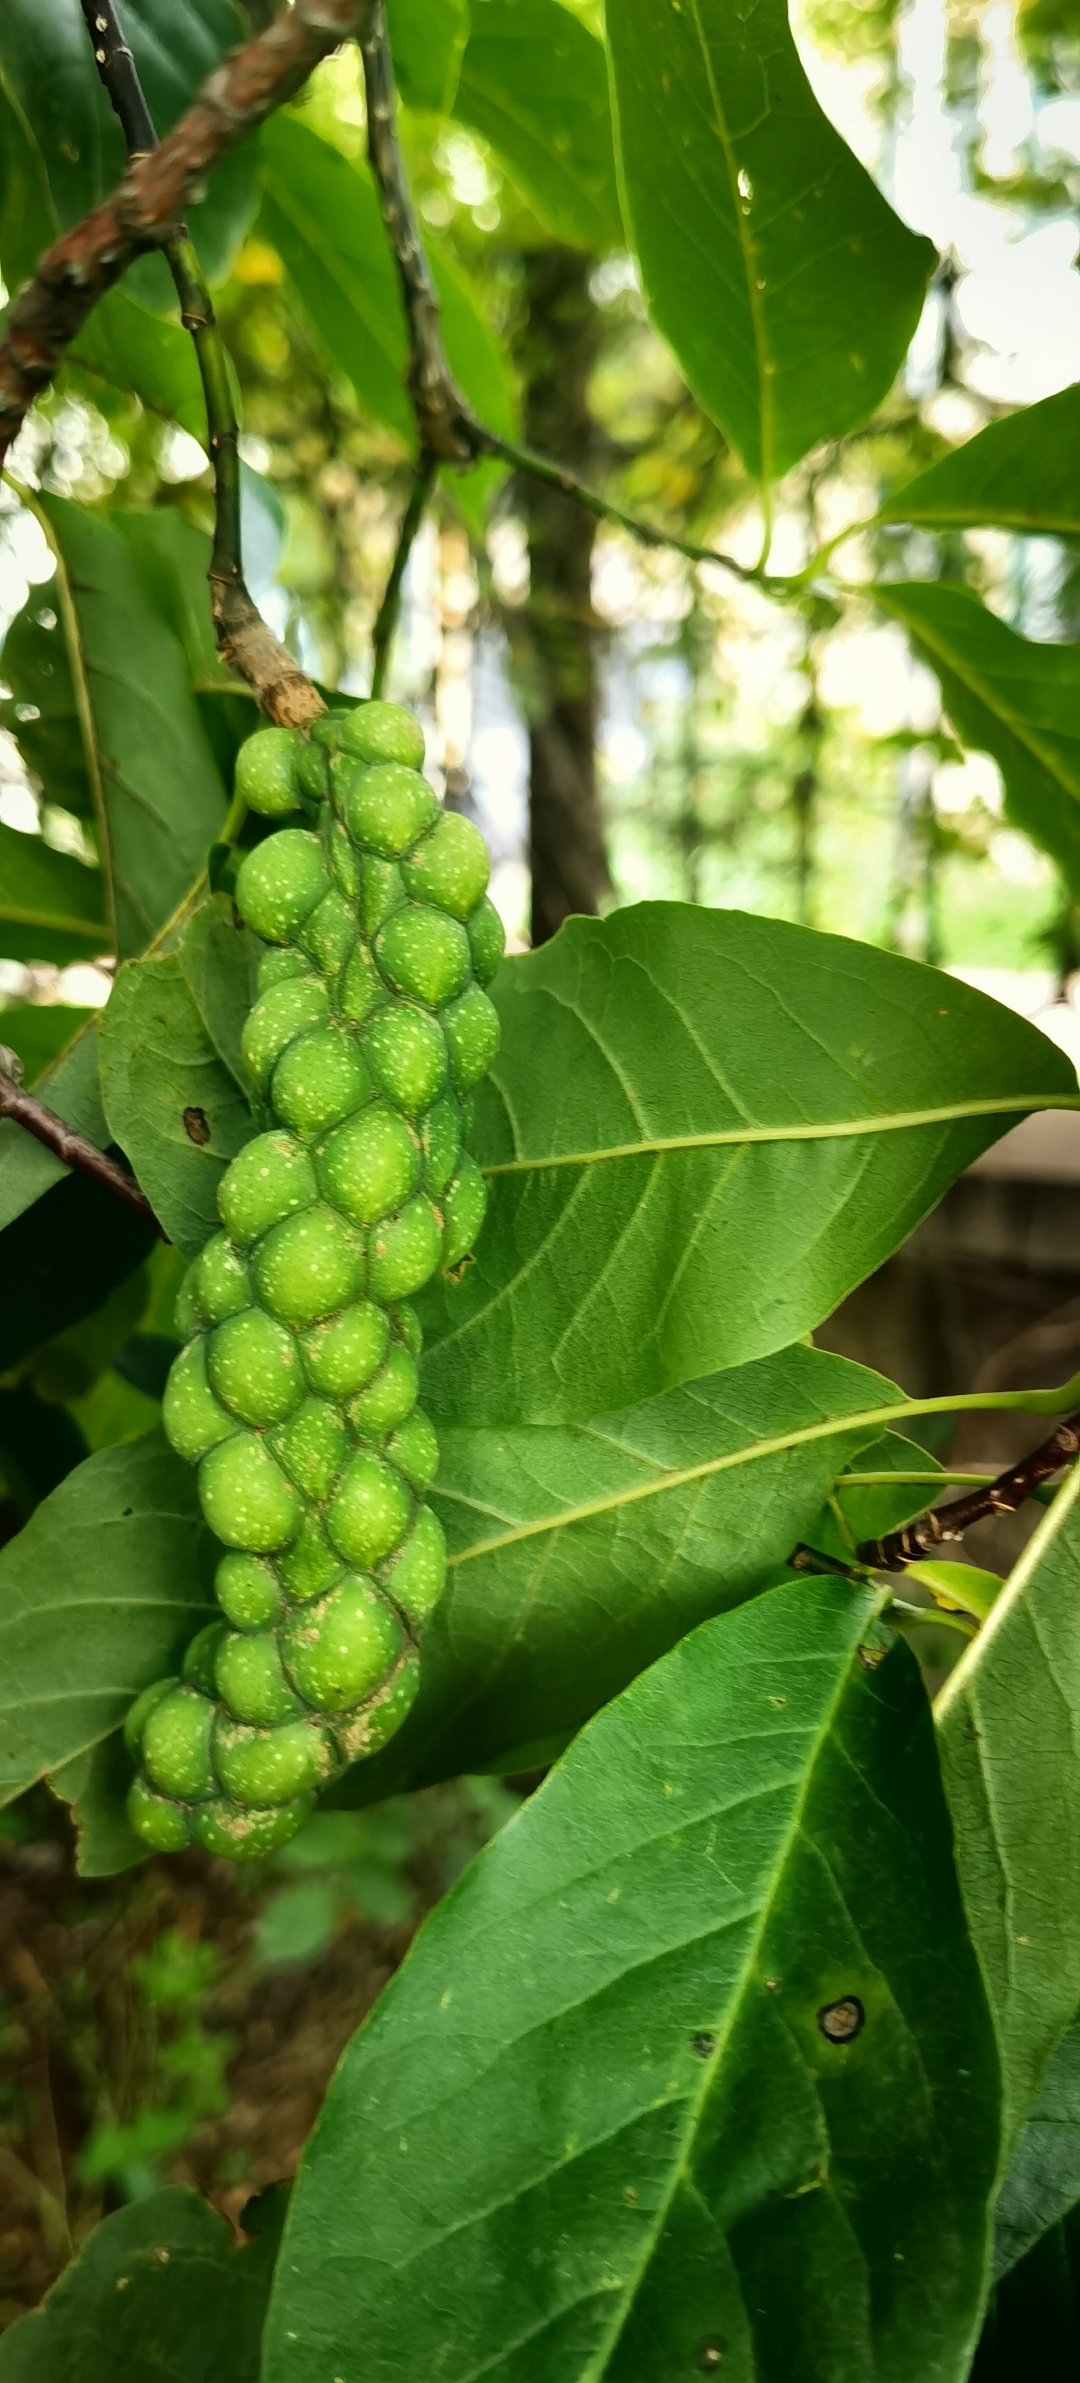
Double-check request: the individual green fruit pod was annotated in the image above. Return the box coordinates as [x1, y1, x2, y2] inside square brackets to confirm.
[192, 1232, 252, 1324]
[208, 1307, 304, 1429]
[235, 726, 303, 818]
[333, 1650, 420, 1763]
[235, 830, 330, 945]
[198, 1431, 303, 1553]
[402, 810, 491, 921]
[375, 905, 471, 1009]
[217, 1133, 319, 1247]
[343, 764, 439, 858]
[337, 700, 425, 769]
[280, 1574, 401, 1713]
[467, 895, 506, 987]
[215, 1552, 284, 1633]
[162, 1337, 238, 1463]
[442, 1153, 487, 1269]
[241, 975, 330, 1093]
[191, 1795, 315, 1860]
[348, 1341, 418, 1439]
[214, 1628, 303, 1726]
[131, 699, 502, 1865]
[318, 1105, 420, 1226]
[271, 1026, 372, 1140]
[213, 1712, 337, 1806]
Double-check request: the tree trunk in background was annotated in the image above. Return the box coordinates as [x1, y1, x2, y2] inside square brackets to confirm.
[516, 247, 613, 946]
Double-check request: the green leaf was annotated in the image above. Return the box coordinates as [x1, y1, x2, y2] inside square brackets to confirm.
[178, 891, 260, 1090]
[68, 288, 209, 439]
[0, 2184, 285, 2381]
[0, 1019, 104, 1230]
[875, 580, 1080, 890]
[110, 506, 221, 683]
[387, 0, 469, 112]
[809, 1429, 945, 1564]
[258, 113, 517, 464]
[453, 0, 623, 250]
[0, 1431, 214, 1813]
[0, 821, 106, 965]
[0, 1016, 158, 1374]
[0, 1004, 92, 1085]
[333, 1342, 905, 1802]
[419, 904, 1077, 1426]
[21, 492, 229, 955]
[0, 0, 257, 299]
[0, 72, 56, 294]
[98, 949, 256, 1261]
[266, 1578, 999, 2383]
[937, 1464, 1080, 2158]
[992, 2016, 1080, 2281]
[605, 0, 935, 483]
[881, 383, 1080, 537]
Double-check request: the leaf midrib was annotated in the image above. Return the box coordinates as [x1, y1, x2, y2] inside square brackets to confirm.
[886, 602, 1080, 795]
[480, 1092, 1080, 1175]
[580, 1601, 880, 2381]
[683, 0, 773, 483]
[442, 1393, 904, 1566]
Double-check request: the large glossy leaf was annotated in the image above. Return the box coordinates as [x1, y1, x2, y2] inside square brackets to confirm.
[99, 946, 256, 1261]
[605, 0, 935, 483]
[0, 1004, 93, 1084]
[266, 1578, 999, 2383]
[0, 0, 256, 297]
[0, 2186, 285, 2381]
[0, 1019, 103, 1231]
[937, 1464, 1080, 2159]
[881, 384, 1080, 537]
[69, 288, 209, 440]
[876, 581, 1080, 891]
[387, 0, 468, 112]
[9, 493, 229, 955]
[332, 1342, 905, 1801]
[0, 1431, 213, 1816]
[992, 2016, 1080, 2281]
[453, 0, 623, 250]
[0, 820, 106, 964]
[0, 1007, 157, 1376]
[258, 114, 517, 459]
[419, 905, 1077, 1426]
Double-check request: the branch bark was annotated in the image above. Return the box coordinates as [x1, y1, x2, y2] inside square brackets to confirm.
[75, 0, 325, 725]
[0, 0, 360, 472]
[0, 1052, 163, 1236]
[856, 1414, 1080, 1568]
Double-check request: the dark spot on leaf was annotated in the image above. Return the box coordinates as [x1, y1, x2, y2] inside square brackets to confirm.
[183, 1106, 210, 1146]
[696, 2342, 725, 2370]
[120, 1507, 133, 1518]
[818, 1995, 865, 2043]
[691, 2031, 716, 2059]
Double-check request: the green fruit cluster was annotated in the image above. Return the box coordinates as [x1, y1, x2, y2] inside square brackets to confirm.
[126, 702, 502, 1861]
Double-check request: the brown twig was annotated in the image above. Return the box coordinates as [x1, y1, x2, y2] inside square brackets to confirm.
[359, 5, 479, 463]
[0, 1050, 163, 1235]
[0, 0, 358, 468]
[370, 450, 437, 696]
[856, 1414, 1080, 1568]
[357, 5, 758, 587]
[76, 0, 323, 726]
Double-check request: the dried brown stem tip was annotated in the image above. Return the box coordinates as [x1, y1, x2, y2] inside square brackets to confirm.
[0, 0, 363, 473]
[0, 1049, 163, 1235]
[856, 1414, 1080, 1569]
